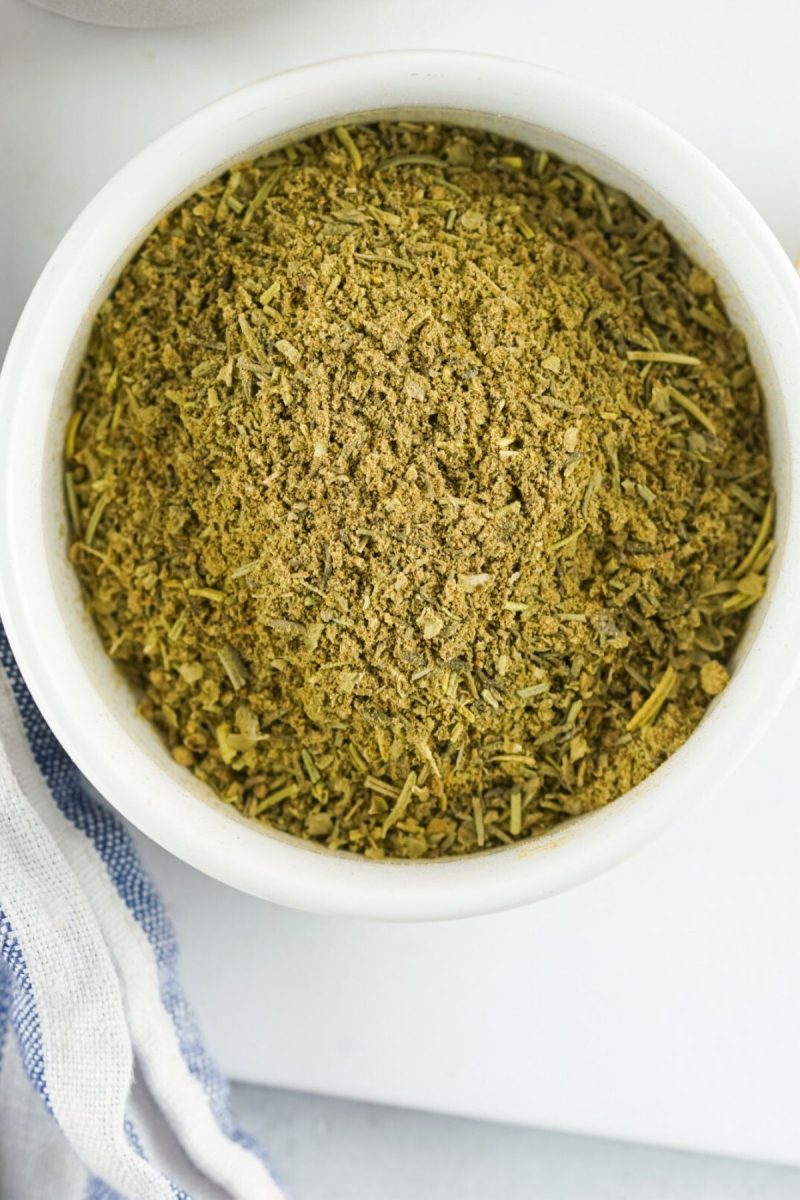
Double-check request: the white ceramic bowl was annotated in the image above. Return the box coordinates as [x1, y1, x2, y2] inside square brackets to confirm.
[2, 51, 800, 921]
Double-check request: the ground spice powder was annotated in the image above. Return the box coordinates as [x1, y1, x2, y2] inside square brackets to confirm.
[66, 122, 773, 858]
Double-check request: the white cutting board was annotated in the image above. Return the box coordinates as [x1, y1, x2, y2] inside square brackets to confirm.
[3, 0, 800, 1168]
[135, 681, 800, 1167]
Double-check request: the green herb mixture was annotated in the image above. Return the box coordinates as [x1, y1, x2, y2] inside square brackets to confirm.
[65, 121, 773, 858]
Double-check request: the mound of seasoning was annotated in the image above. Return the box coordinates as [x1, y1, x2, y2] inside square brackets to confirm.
[66, 121, 773, 858]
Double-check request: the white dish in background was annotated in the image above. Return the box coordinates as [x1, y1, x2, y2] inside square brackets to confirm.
[2, 51, 800, 921]
[25, 0, 269, 27]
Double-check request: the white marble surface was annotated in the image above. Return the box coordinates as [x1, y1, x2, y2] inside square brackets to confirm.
[4, 0, 800, 1191]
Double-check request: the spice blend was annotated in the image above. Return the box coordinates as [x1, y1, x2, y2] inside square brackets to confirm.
[66, 122, 773, 858]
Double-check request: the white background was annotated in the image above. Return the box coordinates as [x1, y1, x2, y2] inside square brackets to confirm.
[3, 0, 800, 1194]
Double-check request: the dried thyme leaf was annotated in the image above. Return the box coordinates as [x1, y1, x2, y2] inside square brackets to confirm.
[67, 120, 772, 860]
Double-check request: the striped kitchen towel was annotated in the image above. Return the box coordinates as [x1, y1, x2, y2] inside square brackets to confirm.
[0, 623, 286, 1200]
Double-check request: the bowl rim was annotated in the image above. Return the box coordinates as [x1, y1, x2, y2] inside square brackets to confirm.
[3, 49, 800, 921]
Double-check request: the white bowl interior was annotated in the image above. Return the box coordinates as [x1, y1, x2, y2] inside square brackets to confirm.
[5, 55, 800, 918]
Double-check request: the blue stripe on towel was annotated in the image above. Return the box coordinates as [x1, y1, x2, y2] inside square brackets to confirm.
[0, 910, 51, 1111]
[0, 964, 10, 1074]
[0, 625, 273, 1173]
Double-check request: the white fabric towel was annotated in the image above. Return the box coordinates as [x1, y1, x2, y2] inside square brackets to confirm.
[0, 624, 286, 1200]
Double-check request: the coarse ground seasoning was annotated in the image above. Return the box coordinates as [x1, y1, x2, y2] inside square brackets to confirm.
[66, 121, 773, 859]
